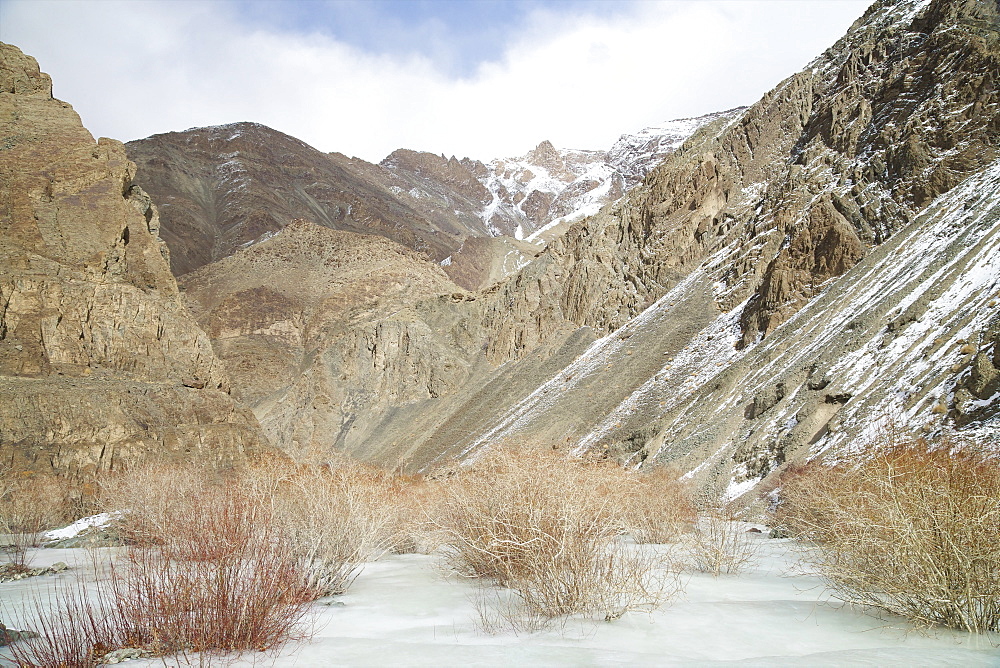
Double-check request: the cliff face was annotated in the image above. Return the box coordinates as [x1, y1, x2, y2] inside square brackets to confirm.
[0, 43, 271, 476]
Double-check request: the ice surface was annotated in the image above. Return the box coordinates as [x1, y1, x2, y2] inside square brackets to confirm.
[3, 536, 995, 667]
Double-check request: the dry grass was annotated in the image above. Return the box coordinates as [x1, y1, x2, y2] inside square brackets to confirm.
[431, 446, 683, 623]
[774, 433, 1000, 633]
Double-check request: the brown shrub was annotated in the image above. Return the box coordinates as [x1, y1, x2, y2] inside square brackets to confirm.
[262, 458, 401, 596]
[432, 446, 681, 622]
[774, 434, 1000, 633]
[620, 467, 696, 544]
[8, 474, 316, 667]
[0, 469, 79, 570]
[685, 512, 761, 576]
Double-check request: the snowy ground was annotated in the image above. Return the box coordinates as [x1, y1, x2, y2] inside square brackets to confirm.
[1, 533, 998, 666]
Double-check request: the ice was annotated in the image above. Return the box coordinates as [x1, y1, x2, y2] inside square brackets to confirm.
[5, 537, 991, 666]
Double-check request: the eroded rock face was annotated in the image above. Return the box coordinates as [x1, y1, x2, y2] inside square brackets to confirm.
[177, 219, 484, 461]
[478, 0, 999, 361]
[0, 43, 271, 476]
[126, 124, 466, 275]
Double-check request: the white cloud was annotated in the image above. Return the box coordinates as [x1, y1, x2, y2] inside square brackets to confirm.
[1, 0, 870, 162]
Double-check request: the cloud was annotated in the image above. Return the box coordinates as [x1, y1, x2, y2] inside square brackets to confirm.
[1, 0, 869, 162]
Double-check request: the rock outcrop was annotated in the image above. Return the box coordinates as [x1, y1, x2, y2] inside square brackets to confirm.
[0, 43, 271, 476]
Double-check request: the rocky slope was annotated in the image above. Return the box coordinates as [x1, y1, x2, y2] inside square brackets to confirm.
[165, 0, 1000, 485]
[0, 43, 272, 477]
[125, 124, 470, 276]
[30, 0, 996, 500]
[177, 219, 487, 462]
[428, 0, 1000, 490]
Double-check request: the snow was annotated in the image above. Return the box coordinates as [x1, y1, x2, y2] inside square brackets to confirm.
[473, 111, 740, 242]
[5, 536, 995, 666]
[42, 512, 118, 541]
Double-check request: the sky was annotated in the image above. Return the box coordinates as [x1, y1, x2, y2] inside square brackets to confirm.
[0, 0, 872, 163]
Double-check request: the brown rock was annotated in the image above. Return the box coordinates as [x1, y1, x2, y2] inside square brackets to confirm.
[0, 42, 272, 476]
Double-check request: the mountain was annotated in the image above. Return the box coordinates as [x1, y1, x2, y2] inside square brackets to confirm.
[126, 123, 473, 276]
[125, 112, 727, 288]
[457, 109, 746, 244]
[183, 0, 999, 487]
[177, 219, 486, 462]
[0, 43, 272, 476]
[436, 0, 1000, 496]
[7, 0, 997, 503]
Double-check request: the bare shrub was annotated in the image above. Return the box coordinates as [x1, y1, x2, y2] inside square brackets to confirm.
[685, 512, 761, 576]
[263, 459, 401, 596]
[432, 446, 680, 622]
[775, 434, 1000, 633]
[620, 467, 696, 544]
[97, 461, 214, 547]
[0, 469, 77, 570]
[8, 463, 318, 666]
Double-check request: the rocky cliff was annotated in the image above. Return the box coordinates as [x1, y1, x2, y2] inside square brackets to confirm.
[440, 0, 1000, 495]
[0, 43, 271, 476]
[482, 0, 998, 361]
[152, 0, 1000, 486]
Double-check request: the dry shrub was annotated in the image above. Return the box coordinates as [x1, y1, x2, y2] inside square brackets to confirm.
[620, 467, 696, 544]
[260, 458, 401, 596]
[0, 469, 78, 570]
[98, 462, 215, 547]
[775, 435, 1000, 633]
[433, 446, 680, 622]
[685, 512, 761, 576]
[8, 476, 316, 667]
[389, 474, 443, 555]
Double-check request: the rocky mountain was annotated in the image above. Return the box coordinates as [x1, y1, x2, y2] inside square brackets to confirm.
[176, 219, 476, 462]
[125, 123, 475, 276]
[126, 112, 728, 289]
[459, 109, 746, 243]
[214, 0, 999, 481]
[6, 0, 997, 504]
[0, 43, 272, 477]
[432, 0, 1000, 495]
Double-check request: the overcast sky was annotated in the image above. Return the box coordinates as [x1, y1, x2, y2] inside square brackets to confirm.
[1, 0, 871, 163]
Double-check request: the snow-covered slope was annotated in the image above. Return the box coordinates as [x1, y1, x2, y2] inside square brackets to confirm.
[606, 109, 746, 185]
[598, 157, 1000, 498]
[476, 109, 745, 241]
[437, 157, 1000, 505]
